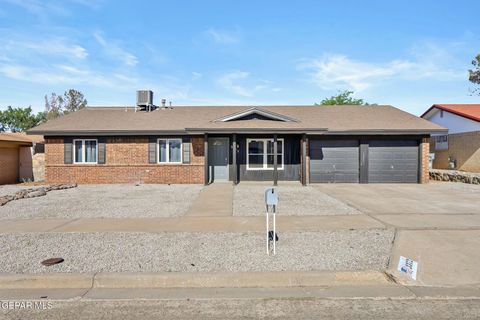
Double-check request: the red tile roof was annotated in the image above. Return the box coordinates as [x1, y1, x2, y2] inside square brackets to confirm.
[422, 104, 480, 122]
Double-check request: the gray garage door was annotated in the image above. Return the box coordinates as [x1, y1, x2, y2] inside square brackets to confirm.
[368, 140, 419, 183]
[309, 140, 359, 183]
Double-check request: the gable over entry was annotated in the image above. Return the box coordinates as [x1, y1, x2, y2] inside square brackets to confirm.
[214, 107, 298, 122]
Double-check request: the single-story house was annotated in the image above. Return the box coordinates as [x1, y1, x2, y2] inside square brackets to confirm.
[0, 132, 44, 184]
[28, 95, 445, 185]
[421, 104, 480, 172]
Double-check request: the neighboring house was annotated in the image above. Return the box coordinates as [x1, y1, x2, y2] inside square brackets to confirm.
[0, 133, 45, 184]
[421, 104, 480, 172]
[28, 92, 445, 185]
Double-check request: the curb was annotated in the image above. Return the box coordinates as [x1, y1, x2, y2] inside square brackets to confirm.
[0, 271, 389, 289]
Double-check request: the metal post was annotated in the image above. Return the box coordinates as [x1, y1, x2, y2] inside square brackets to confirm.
[266, 204, 269, 254]
[301, 134, 307, 186]
[273, 204, 276, 255]
[204, 133, 209, 185]
[232, 134, 237, 185]
[273, 135, 278, 186]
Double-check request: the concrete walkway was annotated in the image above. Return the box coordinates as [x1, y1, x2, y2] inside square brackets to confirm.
[186, 183, 233, 216]
[0, 215, 384, 233]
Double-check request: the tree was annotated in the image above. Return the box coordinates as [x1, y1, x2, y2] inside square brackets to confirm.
[44, 89, 87, 120]
[44, 93, 63, 121]
[62, 89, 87, 114]
[0, 106, 46, 132]
[469, 53, 480, 95]
[316, 90, 366, 105]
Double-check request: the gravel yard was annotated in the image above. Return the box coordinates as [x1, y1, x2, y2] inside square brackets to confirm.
[0, 184, 203, 219]
[233, 183, 362, 216]
[0, 229, 394, 273]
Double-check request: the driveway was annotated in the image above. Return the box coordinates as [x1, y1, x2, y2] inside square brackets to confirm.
[233, 182, 362, 216]
[316, 182, 480, 215]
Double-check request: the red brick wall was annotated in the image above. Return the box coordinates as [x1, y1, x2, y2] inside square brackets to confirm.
[420, 137, 430, 184]
[45, 136, 205, 184]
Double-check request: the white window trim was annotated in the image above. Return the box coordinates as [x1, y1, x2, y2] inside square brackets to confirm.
[246, 138, 284, 171]
[157, 138, 183, 164]
[73, 139, 98, 164]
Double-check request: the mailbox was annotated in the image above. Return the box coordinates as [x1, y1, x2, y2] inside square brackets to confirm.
[265, 187, 278, 255]
[265, 188, 278, 207]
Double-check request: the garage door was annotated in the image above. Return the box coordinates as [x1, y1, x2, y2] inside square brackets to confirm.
[0, 147, 19, 184]
[368, 140, 419, 183]
[309, 140, 359, 183]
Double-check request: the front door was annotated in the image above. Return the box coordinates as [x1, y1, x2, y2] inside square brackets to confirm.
[209, 137, 229, 182]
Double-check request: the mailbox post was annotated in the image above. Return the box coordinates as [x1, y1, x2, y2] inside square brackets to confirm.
[265, 188, 278, 255]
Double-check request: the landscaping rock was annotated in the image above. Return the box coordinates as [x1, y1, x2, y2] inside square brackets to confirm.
[430, 169, 480, 185]
[0, 184, 77, 206]
[25, 189, 47, 198]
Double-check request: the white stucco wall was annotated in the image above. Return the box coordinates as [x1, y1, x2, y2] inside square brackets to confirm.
[425, 109, 480, 134]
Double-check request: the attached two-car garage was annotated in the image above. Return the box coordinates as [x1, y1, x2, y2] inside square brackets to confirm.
[309, 138, 420, 183]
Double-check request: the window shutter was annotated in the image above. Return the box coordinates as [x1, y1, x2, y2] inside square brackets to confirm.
[98, 137, 106, 164]
[64, 138, 73, 164]
[182, 137, 191, 164]
[148, 137, 157, 163]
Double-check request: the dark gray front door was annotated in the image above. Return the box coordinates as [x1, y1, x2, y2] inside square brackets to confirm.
[368, 140, 419, 183]
[309, 140, 360, 183]
[209, 137, 229, 182]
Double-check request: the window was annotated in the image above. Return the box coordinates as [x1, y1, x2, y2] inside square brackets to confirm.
[73, 139, 98, 164]
[434, 135, 448, 151]
[158, 138, 182, 163]
[247, 138, 284, 170]
[440, 110, 444, 118]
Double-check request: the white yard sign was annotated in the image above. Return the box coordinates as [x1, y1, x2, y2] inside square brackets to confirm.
[397, 256, 418, 280]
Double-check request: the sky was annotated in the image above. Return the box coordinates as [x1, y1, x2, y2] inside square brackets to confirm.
[0, 0, 479, 116]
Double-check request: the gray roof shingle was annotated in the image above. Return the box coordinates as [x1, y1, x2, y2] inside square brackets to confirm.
[27, 105, 446, 135]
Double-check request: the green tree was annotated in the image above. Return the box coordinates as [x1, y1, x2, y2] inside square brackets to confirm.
[44, 89, 87, 120]
[469, 53, 480, 95]
[62, 89, 87, 114]
[0, 106, 46, 132]
[316, 90, 366, 105]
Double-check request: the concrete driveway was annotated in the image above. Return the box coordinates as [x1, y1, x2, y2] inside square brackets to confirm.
[316, 182, 480, 215]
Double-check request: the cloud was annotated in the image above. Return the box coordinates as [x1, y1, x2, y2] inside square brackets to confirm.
[93, 32, 138, 66]
[9, 39, 88, 59]
[217, 71, 255, 97]
[205, 28, 241, 45]
[191, 72, 202, 80]
[300, 45, 465, 92]
[2, 0, 102, 17]
[217, 71, 277, 97]
[0, 64, 117, 87]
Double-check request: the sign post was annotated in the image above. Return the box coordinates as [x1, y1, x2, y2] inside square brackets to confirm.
[265, 188, 278, 255]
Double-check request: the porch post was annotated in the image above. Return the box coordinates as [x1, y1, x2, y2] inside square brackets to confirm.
[204, 133, 209, 185]
[273, 134, 278, 186]
[301, 134, 307, 186]
[232, 134, 238, 185]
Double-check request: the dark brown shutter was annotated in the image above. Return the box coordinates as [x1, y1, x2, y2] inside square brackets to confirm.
[98, 137, 106, 164]
[182, 137, 191, 164]
[64, 138, 73, 164]
[148, 137, 157, 163]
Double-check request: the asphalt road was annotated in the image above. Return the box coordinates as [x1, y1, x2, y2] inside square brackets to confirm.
[1, 298, 480, 320]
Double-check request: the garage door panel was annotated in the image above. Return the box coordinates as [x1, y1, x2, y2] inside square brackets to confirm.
[0, 147, 19, 185]
[309, 140, 359, 183]
[368, 140, 419, 183]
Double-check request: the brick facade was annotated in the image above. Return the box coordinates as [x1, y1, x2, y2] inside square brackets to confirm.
[420, 137, 430, 184]
[430, 131, 480, 173]
[45, 136, 205, 184]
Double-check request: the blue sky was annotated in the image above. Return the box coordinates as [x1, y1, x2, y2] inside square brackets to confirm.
[0, 0, 479, 115]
